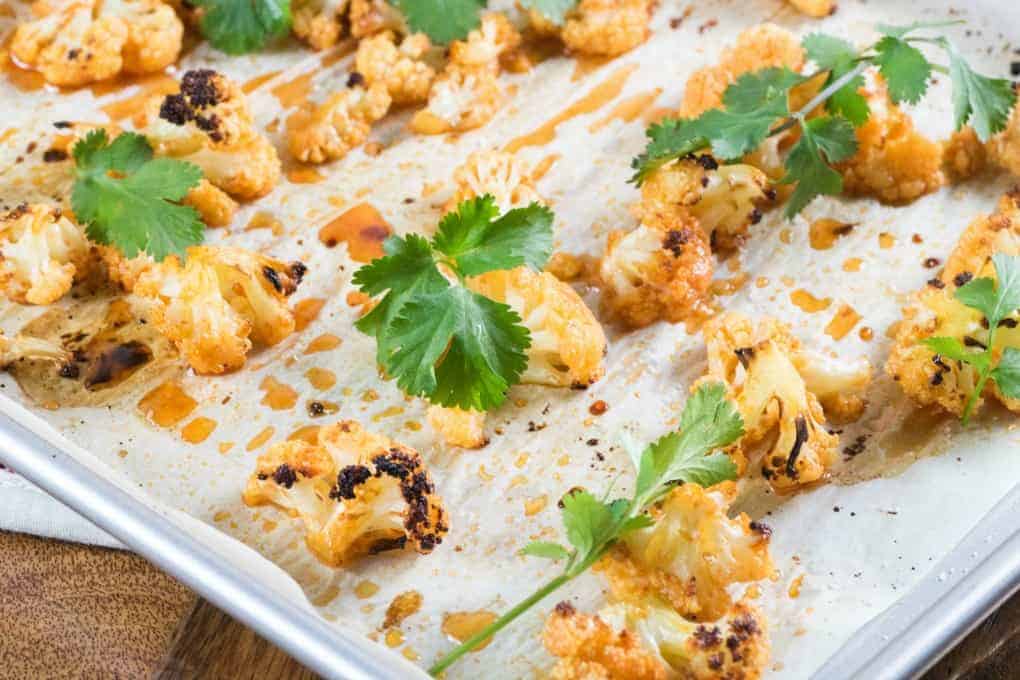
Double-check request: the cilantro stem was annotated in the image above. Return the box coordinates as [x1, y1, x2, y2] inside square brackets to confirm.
[769, 61, 870, 137]
[962, 324, 998, 424]
[428, 573, 570, 676]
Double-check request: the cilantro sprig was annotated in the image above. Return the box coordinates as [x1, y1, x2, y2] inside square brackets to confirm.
[427, 382, 743, 676]
[71, 130, 205, 262]
[632, 22, 1018, 218]
[193, 0, 292, 55]
[394, 0, 487, 44]
[352, 195, 553, 411]
[923, 254, 1020, 423]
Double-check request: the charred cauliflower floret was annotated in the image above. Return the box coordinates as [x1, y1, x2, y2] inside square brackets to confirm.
[292, 0, 349, 50]
[348, 0, 405, 38]
[543, 597, 770, 680]
[887, 192, 1020, 416]
[135, 246, 305, 374]
[427, 405, 488, 449]
[680, 24, 804, 118]
[468, 267, 606, 388]
[354, 31, 436, 105]
[641, 156, 772, 251]
[445, 150, 542, 213]
[701, 313, 842, 491]
[0, 204, 90, 305]
[243, 420, 448, 566]
[11, 0, 183, 87]
[142, 69, 281, 200]
[599, 208, 714, 329]
[286, 79, 392, 164]
[598, 482, 773, 622]
[787, 0, 834, 17]
[837, 79, 944, 204]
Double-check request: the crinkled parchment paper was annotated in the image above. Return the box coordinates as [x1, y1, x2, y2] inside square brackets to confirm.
[2, 0, 1019, 676]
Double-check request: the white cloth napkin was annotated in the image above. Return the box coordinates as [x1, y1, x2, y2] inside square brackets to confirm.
[0, 468, 120, 547]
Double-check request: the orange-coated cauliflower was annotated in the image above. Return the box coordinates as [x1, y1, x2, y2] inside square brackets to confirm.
[468, 267, 606, 388]
[560, 0, 651, 58]
[141, 69, 281, 200]
[679, 24, 804, 118]
[291, 0, 349, 50]
[640, 156, 772, 251]
[134, 246, 305, 374]
[426, 405, 488, 449]
[985, 105, 1020, 177]
[887, 191, 1020, 416]
[96, 245, 155, 292]
[599, 482, 773, 621]
[700, 313, 844, 491]
[242, 420, 448, 566]
[599, 208, 714, 329]
[837, 80, 945, 204]
[447, 12, 520, 72]
[787, 0, 834, 17]
[942, 127, 988, 182]
[286, 79, 392, 164]
[348, 0, 405, 38]
[354, 31, 436, 105]
[11, 0, 183, 87]
[544, 598, 769, 680]
[0, 204, 90, 305]
[183, 178, 237, 228]
[444, 150, 542, 213]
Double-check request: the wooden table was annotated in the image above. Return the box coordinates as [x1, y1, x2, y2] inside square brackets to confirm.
[0, 530, 1014, 679]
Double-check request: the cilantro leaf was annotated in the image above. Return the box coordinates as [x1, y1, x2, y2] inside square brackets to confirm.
[432, 195, 554, 276]
[873, 36, 932, 105]
[803, 34, 870, 125]
[393, 0, 486, 44]
[955, 255, 1020, 327]
[991, 347, 1020, 400]
[518, 0, 575, 24]
[71, 130, 204, 262]
[519, 541, 570, 560]
[194, 0, 291, 55]
[560, 491, 627, 564]
[722, 67, 803, 113]
[383, 286, 529, 411]
[943, 40, 1017, 141]
[630, 117, 710, 184]
[922, 336, 977, 365]
[876, 20, 964, 39]
[780, 116, 857, 217]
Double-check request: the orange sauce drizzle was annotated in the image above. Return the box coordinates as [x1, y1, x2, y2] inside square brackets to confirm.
[318, 203, 392, 262]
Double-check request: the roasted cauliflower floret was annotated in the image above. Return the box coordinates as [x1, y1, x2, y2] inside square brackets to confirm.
[599, 208, 714, 329]
[561, 0, 651, 58]
[0, 204, 90, 305]
[291, 0, 349, 50]
[96, 245, 155, 292]
[786, 0, 834, 17]
[837, 80, 944, 204]
[445, 150, 542, 213]
[0, 331, 70, 367]
[543, 598, 770, 680]
[468, 267, 606, 388]
[641, 157, 772, 251]
[11, 0, 182, 87]
[348, 0, 405, 38]
[701, 313, 841, 491]
[987, 106, 1020, 177]
[286, 80, 392, 164]
[142, 69, 281, 200]
[354, 31, 436, 105]
[943, 127, 988, 182]
[887, 192, 1020, 416]
[448, 12, 520, 72]
[183, 178, 237, 228]
[794, 351, 872, 424]
[598, 482, 773, 621]
[680, 24, 804, 118]
[135, 246, 305, 374]
[427, 405, 488, 449]
[243, 420, 448, 566]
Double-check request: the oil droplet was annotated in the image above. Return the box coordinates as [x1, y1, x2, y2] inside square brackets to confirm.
[478, 465, 494, 481]
[843, 257, 862, 272]
[790, 289, 832, 313]
[306, 367, 336, 390]
[319, 204, 392, 262]
[878, 232, 896, 249]
[710, 272, 749, 296]
[588, 88, 663, 132]
[384, 629, 404, 647]
[788, 574, 804, 598]
[401, 648, 419, 662]
[306, 333, 342, 354]
[272, 70, 315, 108]
[293, 298, 326, 332]
[372, 405, 404, 422]
[286, 164, 325, 184]
[524, 495, 548, 516]
[355, 580, 379, 598]
[441, 611, 498, 649]
[504, 64, 637, 152]
[139, 381, 197, 427]
[246, 426, 275, 451]
[859, 326, 874, 341]
[809, 218, 854, 250]
[383, 590, 423, 628]
[557, 454, 570, 466]
[287, 425, 321, 444]
[779, 229, 792, 244]
[260, 376, 298, 410]
[362, 389, 379, 402]
[879, 408, 952, 459]
[404, 420, 422, 431]
[181, 417, 217, 444]
[213, 511, 230, 522]
[218, 442, 235, 454]
[310, 583, 341, 607]
[242, 70, 281, 94]
[755, 276, 770, 288]
[246, 211, 284, 236]
[515, 452, 529, 468]
[509, 475, 527, 489]
[824, 304, 861, 340]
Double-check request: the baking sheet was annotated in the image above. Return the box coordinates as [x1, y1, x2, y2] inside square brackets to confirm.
[2, 0, 1019, 677]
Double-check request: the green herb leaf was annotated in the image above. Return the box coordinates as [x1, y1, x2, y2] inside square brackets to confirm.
[876, 20, 964, 40]
[382, 286, 529, 411]
[393, 0, 486, 44]
[955, 255, 1020, 327]
[432, 196, 554, 276]
[780, 116, 857, 217]
[803, 34, 870, 124]
[991, 347, 1020, 400]
[519, 541, 570, 560]
[560, 490, 623, 563]
[922, 336, 975, 364]
[71, 130, 204, 262]
[517, 0, 576, 24]
[194, 0, 291, 55]
[944, 40, 1017, 141]
[873, 36, 932, 105]
[630, 117, 711, 184]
